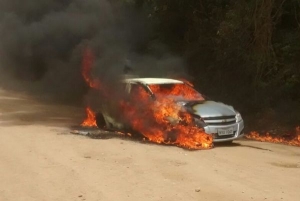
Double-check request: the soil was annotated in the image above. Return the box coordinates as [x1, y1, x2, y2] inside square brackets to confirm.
[0, 89, 299, 201]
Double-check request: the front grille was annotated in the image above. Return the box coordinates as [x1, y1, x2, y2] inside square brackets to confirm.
[206, 121, 236, 126]
[203, 115, 236, 126]
[203, 115, 235, 120]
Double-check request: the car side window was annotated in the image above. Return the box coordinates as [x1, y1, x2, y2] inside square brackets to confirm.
[129, 84, 140, 96]
[128, 83, 151, 100]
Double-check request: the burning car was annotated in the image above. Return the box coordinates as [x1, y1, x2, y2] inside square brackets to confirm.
[93, 77, 244, 143]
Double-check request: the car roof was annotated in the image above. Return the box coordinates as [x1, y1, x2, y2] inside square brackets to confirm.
[124, 78, 184, 85]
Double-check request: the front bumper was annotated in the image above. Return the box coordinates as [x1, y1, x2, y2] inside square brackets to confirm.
[203, 120, 244, 142]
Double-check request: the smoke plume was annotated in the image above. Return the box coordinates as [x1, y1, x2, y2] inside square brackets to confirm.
[0, 0, 186, 104]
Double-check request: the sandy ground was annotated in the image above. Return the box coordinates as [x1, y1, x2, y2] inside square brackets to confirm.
[0, 89, 299, 201]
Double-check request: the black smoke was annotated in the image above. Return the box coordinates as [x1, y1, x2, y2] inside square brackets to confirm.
[0, 0, 186, 104]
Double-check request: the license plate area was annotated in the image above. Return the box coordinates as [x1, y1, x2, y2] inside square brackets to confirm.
[218, 128, 234, 136]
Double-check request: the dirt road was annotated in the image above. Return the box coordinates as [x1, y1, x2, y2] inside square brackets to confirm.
[0, 89, 299, 201]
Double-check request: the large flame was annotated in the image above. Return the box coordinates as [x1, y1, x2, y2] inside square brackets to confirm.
[120, 84, 213, 149]
[148, 84, 204, 100]
[80, 48, 213, 149]
[245, 127, 300, 147]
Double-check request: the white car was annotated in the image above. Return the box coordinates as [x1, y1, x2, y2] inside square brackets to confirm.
[95, 77, 244, 143]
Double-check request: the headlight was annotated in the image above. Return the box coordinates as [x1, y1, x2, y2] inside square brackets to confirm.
[195, 118, 207, 128]
[235, 112, 243, 122]
[192, 114, 207, 128]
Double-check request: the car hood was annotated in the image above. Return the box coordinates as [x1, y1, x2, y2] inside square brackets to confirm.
[186, 100, 236, 118]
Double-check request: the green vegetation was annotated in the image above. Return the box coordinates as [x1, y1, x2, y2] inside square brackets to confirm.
[0, 0, 298, 130]
[130, 0, 300, 128]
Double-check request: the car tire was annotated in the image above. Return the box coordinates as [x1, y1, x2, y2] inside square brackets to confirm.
[95, 113, 106, 129]
[164, 131, 177, 143]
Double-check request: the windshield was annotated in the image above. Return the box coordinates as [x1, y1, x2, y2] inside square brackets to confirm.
[148, 83, 205, 101]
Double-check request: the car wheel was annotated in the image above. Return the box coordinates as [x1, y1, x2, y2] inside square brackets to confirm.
[164, 131, 177, 143]
[96, 113, 106, 129]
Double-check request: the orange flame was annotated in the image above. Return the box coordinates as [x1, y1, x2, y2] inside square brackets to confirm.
[82, 48, 100, 89]
[245, 127, 300, 147]
[80, 48, 212, 149]
[120, 84, 213, 149]
[149, 84, 204, 101]
[80, 48, 98, 127]
[81, 107, 97, 127]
